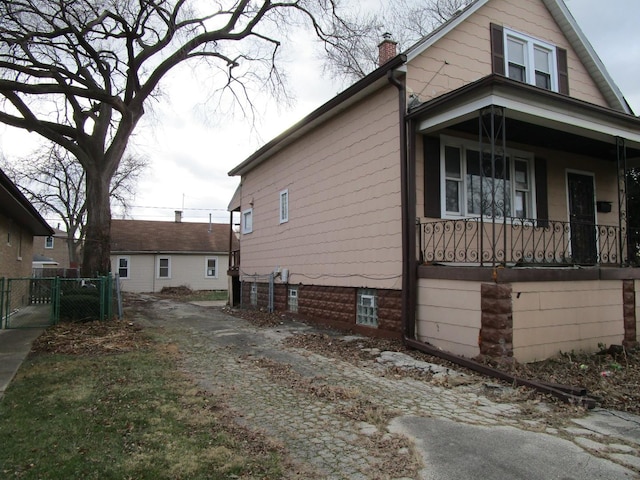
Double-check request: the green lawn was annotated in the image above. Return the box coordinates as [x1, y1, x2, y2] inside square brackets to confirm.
[0, 343, 282, 479]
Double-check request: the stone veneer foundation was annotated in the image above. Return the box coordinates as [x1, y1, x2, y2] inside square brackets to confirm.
[479, 283, 513, 359]
[241, 282, 402, 339]
[623, 280, 638, 349]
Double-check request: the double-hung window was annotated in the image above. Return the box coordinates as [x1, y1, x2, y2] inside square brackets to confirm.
[205, 257, 218, 278]
[441, 137, 534, 219]
[45, 236, 54, 249]
[504, 28, 557, 91]
[117, 256, 130, 279]
[157, 256, 171, 278]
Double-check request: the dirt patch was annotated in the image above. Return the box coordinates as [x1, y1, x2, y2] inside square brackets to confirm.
[31, 320, 152, 355]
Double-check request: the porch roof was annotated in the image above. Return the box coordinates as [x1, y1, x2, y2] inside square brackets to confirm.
[407, 75, 640, 161]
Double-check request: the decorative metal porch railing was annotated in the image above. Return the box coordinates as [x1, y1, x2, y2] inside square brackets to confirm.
[420, 217, 625, 266]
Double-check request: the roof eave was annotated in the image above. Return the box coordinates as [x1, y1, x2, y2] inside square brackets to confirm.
[228, 54, 407, 177]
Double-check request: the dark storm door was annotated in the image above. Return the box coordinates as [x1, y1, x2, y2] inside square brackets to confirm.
[567, 172, 597, 264]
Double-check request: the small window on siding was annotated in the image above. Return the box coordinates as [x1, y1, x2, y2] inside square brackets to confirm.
[45, 236, 54, 249]
[504, 28, 557, 92]
[242, 208, 253, 234]
[158, 257, 171, 278]
[118, 256, 130, 279]
[357, 289, 378, 327]
[205, 257, 218, 278]
[279, 189, 289, 223]
[288, 286, 298, 312]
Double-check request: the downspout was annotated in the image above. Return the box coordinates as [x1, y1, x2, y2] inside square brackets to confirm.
[386, 67, 417, 341]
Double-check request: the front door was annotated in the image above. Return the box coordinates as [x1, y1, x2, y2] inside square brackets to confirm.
[567, 172, 597, 264]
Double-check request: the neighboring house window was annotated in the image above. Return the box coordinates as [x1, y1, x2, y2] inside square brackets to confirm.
[288, 286, 298, 313]
[279, 189, 289, 223]
[45, 236, 54, 249]
[250, 282, 257, 306]
[441, 137, 534, 219]
[205, 257, 218, 278]
[242, 208, 253, 234]
[157, 256, 171, 278]
[357, 289, 378, 327]
[117, 256, 130, 279]
[490, 23, 568, 95]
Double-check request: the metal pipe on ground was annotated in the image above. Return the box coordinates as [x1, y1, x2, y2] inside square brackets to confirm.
[403, 338, 597, 409]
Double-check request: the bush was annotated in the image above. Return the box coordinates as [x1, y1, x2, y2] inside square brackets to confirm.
[59, 294, 100, 322]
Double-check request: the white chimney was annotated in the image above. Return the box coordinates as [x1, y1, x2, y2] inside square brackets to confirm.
[378, 32, 397, 66]
[175, 210, 182, 223]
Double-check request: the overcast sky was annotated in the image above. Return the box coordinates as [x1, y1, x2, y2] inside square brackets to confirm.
[1, 0, 639, 226]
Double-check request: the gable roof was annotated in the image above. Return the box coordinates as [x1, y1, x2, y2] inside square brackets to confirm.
[405, 0, 631, 114]
[0, 168, 53, 236]
[111, 219, 237, 254]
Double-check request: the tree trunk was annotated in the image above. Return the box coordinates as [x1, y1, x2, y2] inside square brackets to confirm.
[82, 167, 112, 276]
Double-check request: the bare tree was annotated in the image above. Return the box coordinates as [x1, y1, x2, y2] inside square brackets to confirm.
[1, 145, 147, 267]
[0, 0, 363, 275]
[322, 0, 471, 82]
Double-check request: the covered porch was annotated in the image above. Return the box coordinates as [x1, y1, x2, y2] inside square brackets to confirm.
[407, 75, 640, 362]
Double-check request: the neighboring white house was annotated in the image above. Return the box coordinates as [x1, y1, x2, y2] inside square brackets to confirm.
[110, 212, 236, 293]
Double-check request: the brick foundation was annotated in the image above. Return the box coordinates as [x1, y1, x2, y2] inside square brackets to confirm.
[479, 283, 513, 359]
[622, 280, 638, 349]
[239, 281, 402, 338]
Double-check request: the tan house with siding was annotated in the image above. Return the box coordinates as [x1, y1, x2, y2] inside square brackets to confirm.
[110, 212, 237, 294]
[228, 0, 640, 363]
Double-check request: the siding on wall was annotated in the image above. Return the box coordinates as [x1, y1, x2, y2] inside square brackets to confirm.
[416, 278, 482, 358]
[112, 254, 229, 293]
[239, 86, 403, 289]
[512, 280, 622, 362]
[407, 0, 609, 108]
[0, 214, 34, 278]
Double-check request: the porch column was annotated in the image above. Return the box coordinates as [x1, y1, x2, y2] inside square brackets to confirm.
[478, 106, 507, 267]
[616, 137, 629, 266]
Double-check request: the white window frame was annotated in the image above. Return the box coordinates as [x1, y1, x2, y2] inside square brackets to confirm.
[504, 27, 558, 92]
[279, 189, 289, 224]
[440, 135, 536, 220]
[44, 236, 54, 249]
[117, 256, 130, 279]
[242, 208, 253, 234]
[205, 256, 218, 278]
[157, 256, 171, 279]
[288, 286, 298, 312]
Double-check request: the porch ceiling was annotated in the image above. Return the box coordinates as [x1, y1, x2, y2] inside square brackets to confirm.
[409, 75, 640, 163]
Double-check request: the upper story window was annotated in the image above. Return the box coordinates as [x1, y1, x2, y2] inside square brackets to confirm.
[242, 208, 253, 234]
[45, 236, 54, 249]
[279, 189, 289, 224]
[490, 24, 568, 95]
[441, 136, 535, 219]
[505, 30, 556, 91]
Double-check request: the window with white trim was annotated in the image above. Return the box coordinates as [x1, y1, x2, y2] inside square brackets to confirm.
[242, 208, 253, 234]
[279, 189, 289, 224]
[288, 286, 298, 313]
[117, 256, 130, 279]
[45, 236, 54, 249]
[504, 28, 557, 91]
[356, 289, 378, 327]
[441, 137, 534, 219]
[205, 257, 218, 278]
[157, 256, 171, 278]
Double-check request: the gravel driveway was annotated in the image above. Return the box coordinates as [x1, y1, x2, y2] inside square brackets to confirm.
[127, 294, 640, 479]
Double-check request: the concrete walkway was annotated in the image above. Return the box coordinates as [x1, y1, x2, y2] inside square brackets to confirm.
[0, 328, 43, 398]
[128, 296, 640, 480]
